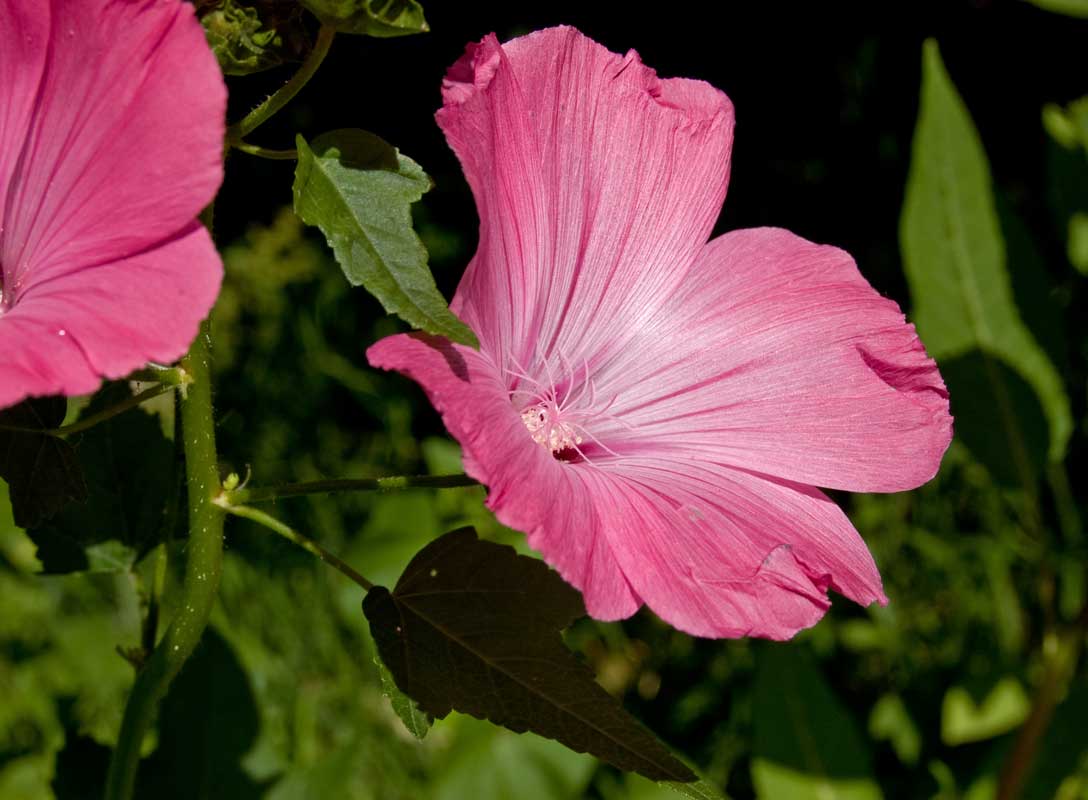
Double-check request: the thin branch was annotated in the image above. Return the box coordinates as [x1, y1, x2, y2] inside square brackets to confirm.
[224, 473, 479, 505]
[217, 501, 373, 591]
[226, 24, 336, 140]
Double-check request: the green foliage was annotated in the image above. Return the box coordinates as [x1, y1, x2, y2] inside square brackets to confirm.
[136, 628, 263, 798]
[940, 678, 1031, 746]
[0, 398, 86, 529]
[1043, 97, 1088, 276]
[751, 643, 883, 800]
[293, 130, 477, 347]
[374, 657, 431, 739]
[1022, 0, 1088, 17]
[900, 40, 1072, 474]
[26, 387, 177, 574]
[364, 528, 696, 782]
[199, 0, 310, 76]
[298, 0, 428, 36]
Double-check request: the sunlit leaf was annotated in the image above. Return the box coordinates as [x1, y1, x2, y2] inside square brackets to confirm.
[1022, 0, 1088, 17]
[752, 643, 883, 800]
[299, 0, 428, 36]
[900, 40, 1072, 473]
[941, 677, 1030, 746]
[374, 656, 431, 739]
[0, 397, 86, 529]
[26, 386, 176, 574]
[294, 130, 477, 347]
[363, 527, 696, 783]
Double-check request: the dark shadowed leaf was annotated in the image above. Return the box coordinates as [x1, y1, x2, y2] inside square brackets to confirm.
[27, 386, 177, 574]
[299, 0, 428, 36]
[136, 628, 263, 799]
[0, 397, 86, 529]
[199, 0, 311, 76]
[294, 130, 477, 347]
[752, 643, 882, 800]
[900, 40, 1072, 473]
[363, 527, 695, 783]
[374, 656, 431, 739]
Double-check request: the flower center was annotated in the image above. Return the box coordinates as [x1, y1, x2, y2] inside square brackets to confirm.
[520, 401, 584, 461]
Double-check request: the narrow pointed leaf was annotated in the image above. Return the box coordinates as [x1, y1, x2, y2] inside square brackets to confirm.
[900, 40, 1072, 473]
[294, 130, 477, 347]
[374, 656, 432, 739]
[363, 527, 695, 783]
[0, 397, 86, 528]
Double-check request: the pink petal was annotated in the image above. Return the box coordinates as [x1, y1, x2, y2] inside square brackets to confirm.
[0, 225, 221, 407]
[367, 333, 641, 621]
[582, 457, 885, 639]
[601, 227, 952, 493]
[0, 0, 225, 408]
[1, 0, 225, 296]
[437, 26, 734, 372]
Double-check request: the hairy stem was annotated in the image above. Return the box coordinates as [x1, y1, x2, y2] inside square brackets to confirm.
[227, 24, 335, 140]
[224, 473, 479, 505]
[105, 205, 226, 800]
[217, 501, 373, 590]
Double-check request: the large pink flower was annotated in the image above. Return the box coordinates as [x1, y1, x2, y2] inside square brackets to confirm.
[368, 27, 952, 639]
[0, 0, 225, 409]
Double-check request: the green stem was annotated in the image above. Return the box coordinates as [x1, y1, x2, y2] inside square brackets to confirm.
[230, 141, 298, 160]
[218, 502, 373, 590]
[127, 364, 192, 387]
[226, 24, 335, 141]
[105, 328, 226, 794]
[57, 383, 177, 436]
[225, 473, 478, 505]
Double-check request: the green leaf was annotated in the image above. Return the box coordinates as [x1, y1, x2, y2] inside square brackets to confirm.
[751, 643, 883, 800]
[900, 40, 1072, 473]
[868, 694, 921, 766]
[1022, 0, 1088, 17]
[0, 397, 87, 529]
[294, 130, 477, 347]
[26, 386, 177, 574]
[199, 0, 310, 76]
[374, 656, 431, 739]
[941, 677, 1030, 746]
[430, 714, 597, 800]
[362, 527, 696, 783]
[136, 627, 263, 799]
[299, 0, 428, 36]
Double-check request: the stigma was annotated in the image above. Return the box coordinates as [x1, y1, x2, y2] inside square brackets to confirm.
[521, 402, 584, 458]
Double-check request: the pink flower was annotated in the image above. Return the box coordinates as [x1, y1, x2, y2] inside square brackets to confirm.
[0, 0, 225, 409]
[368, 27, 952, 639]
